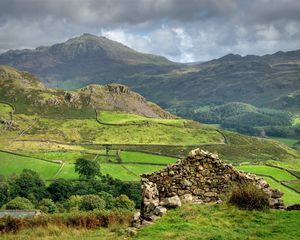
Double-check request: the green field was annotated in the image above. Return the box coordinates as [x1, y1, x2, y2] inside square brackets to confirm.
[97, 110, 187, 126]
[235, 165, 300, 204]
[0, 102, 13, 114]
[134, 204, 300, 240]
[271, 137, 299, 147]
[236, 165, 297, 181]
[0, 151, 60, 179]
[120, 151, 177, 164]
[26, 151, 97, 162]
[262, 177, 300, 205]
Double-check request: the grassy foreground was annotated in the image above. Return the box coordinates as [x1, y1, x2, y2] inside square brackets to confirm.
[2, 204, 299, 240]
[135, 204, 300, 240]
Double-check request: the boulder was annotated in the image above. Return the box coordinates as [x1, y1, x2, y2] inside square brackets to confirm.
[180, 194, 193, 203]
[160, 195, 182, 208]
[153, 206, 167, 216]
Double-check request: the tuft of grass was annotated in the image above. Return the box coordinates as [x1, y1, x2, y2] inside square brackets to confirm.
[228, 183, 269, 210]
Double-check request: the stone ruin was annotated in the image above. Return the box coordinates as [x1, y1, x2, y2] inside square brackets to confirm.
[135, 148, 284, 224]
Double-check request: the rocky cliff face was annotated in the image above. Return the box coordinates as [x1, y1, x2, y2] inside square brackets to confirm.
[139, 148, 284, 221]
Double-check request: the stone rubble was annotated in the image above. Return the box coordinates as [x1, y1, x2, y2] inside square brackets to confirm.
[132, 148, 285, 228]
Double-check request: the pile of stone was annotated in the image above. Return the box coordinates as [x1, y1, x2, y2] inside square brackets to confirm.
[133, 148, 284, 226]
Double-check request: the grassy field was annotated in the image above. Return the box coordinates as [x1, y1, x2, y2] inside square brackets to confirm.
[271, 137, 299, 147]
[97, 110, 187, 126]
[25, 151, 98, 162]
[0, 151, 60, 179]
[0, 102, 13, 114]
[134, 204, 300, 240]
[235, 165, 300, 204]
[262, 177, 300, 205]
[120, 151, 177, 164]
[20, 117, 223, 145]
[236, 165, 297, 181]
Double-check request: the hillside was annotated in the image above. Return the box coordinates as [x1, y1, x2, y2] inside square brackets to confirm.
[0, 65, 173, 118]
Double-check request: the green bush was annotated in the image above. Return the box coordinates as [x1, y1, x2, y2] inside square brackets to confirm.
[79, 194, 105, 211]
[38, 198, 57, 213]
[64, 195, 83, 212]
[114, 194, 135, 211]
[5, 197, 34, 210]
[228, 183, 269, 210]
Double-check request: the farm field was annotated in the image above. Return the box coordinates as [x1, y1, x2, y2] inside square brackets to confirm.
[0, 151, 60, 179]
[236, 165, 297, 181]
[97, 110, 188, 126]
[235, 165, 300, 205]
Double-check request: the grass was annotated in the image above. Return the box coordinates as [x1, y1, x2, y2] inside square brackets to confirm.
[22, 117, 223, 145]
[283, 181, 300, 192]
[0, 151, 60, 179]
[120, 151, 177, 164]
[135, 204, 300, 240]
[235, 165, 298, 181]
[98, 110, 187, 126]
[0, 226, 122, 240]
[262, 177, 300, 205]
[0, 102, 13, 114]
[271, 137, 299, 147]
[25, 151, 97, 162]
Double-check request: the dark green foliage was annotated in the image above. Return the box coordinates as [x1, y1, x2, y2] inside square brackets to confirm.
[75, 158, 100, 180]
[0, 181, 10, 208]
[229, 183, 269, 210]
[97, 191, 115, 209]
[47, 179, 73, 202]
[11, 169, 47, 201]
[114, 194, 135, 211]
[79, 194, 105, 211]
[38, 198, 57, 213]
[5, 197, 34, 210]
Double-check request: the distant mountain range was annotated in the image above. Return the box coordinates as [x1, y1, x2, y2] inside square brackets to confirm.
[0, 33, 299, 114]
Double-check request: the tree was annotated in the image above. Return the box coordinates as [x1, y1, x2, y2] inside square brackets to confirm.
[5, 197, 34, 210]
[75, 158, 100, 180]
[0, 181, 10, 208]
[38, 198, 57, 213]
[114, 194, 135, 211]
[11, 169, 47, 201]
[47, 179, 73, 202]
[79, 194, 105, 211]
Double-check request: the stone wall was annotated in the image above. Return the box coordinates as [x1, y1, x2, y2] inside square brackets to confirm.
[140, 148, 284, 221]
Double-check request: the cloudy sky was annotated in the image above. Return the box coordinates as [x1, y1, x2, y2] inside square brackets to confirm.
[0, 0, 300, 62]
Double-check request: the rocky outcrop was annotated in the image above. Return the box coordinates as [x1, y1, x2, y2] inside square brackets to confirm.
[138, 148, 284, 223]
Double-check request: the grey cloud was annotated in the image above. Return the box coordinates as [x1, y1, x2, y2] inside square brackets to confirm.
[0, 0, 299, 62]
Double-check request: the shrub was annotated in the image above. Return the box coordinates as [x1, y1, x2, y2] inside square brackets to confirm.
[228, 183, 269, 210]
[79, 194, 105, 211]
[114, 194, 135, 211]
[5, 197, 34, 210]
[64, 195, 83, 212]
[38, 198, 57, 213]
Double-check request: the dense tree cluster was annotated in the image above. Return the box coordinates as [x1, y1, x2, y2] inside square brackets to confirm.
[0, 169, 139, 214]
[172, 102, 300, 138]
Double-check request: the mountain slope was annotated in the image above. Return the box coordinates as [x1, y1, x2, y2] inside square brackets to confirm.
[0, 34, 177, 89]
[0, 65, 173, 118]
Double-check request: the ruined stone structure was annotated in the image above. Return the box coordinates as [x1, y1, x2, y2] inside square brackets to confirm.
[139, 148, 284, 221]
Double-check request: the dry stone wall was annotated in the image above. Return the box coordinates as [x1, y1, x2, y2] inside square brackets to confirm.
[140, 148, 284, 221]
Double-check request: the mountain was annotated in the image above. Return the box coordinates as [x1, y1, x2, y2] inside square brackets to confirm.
[0, 35, 299, 114]
[0, 65, 173, 118]
[0, 33, 178, 89]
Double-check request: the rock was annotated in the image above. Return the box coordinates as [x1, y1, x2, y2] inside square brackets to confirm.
[182, 179, 192, 187]
[270, 189, 284, 198]
[126, 227, 138, 236]
[180, 194, 193, 203]
[153, 206, 167, 216]
[286, 204, 300, 211]
[160, 195, 182, 208]
[133, 211, 141, 221]
[204, 192, 217, 197]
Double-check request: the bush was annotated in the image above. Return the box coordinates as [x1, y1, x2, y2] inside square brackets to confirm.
[79, 194, 105, 211]
[114, 194, 135, 211]
[38, 198, 57, 213]
[228, 183, 269, 210]
[5, 197, 34, 210]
